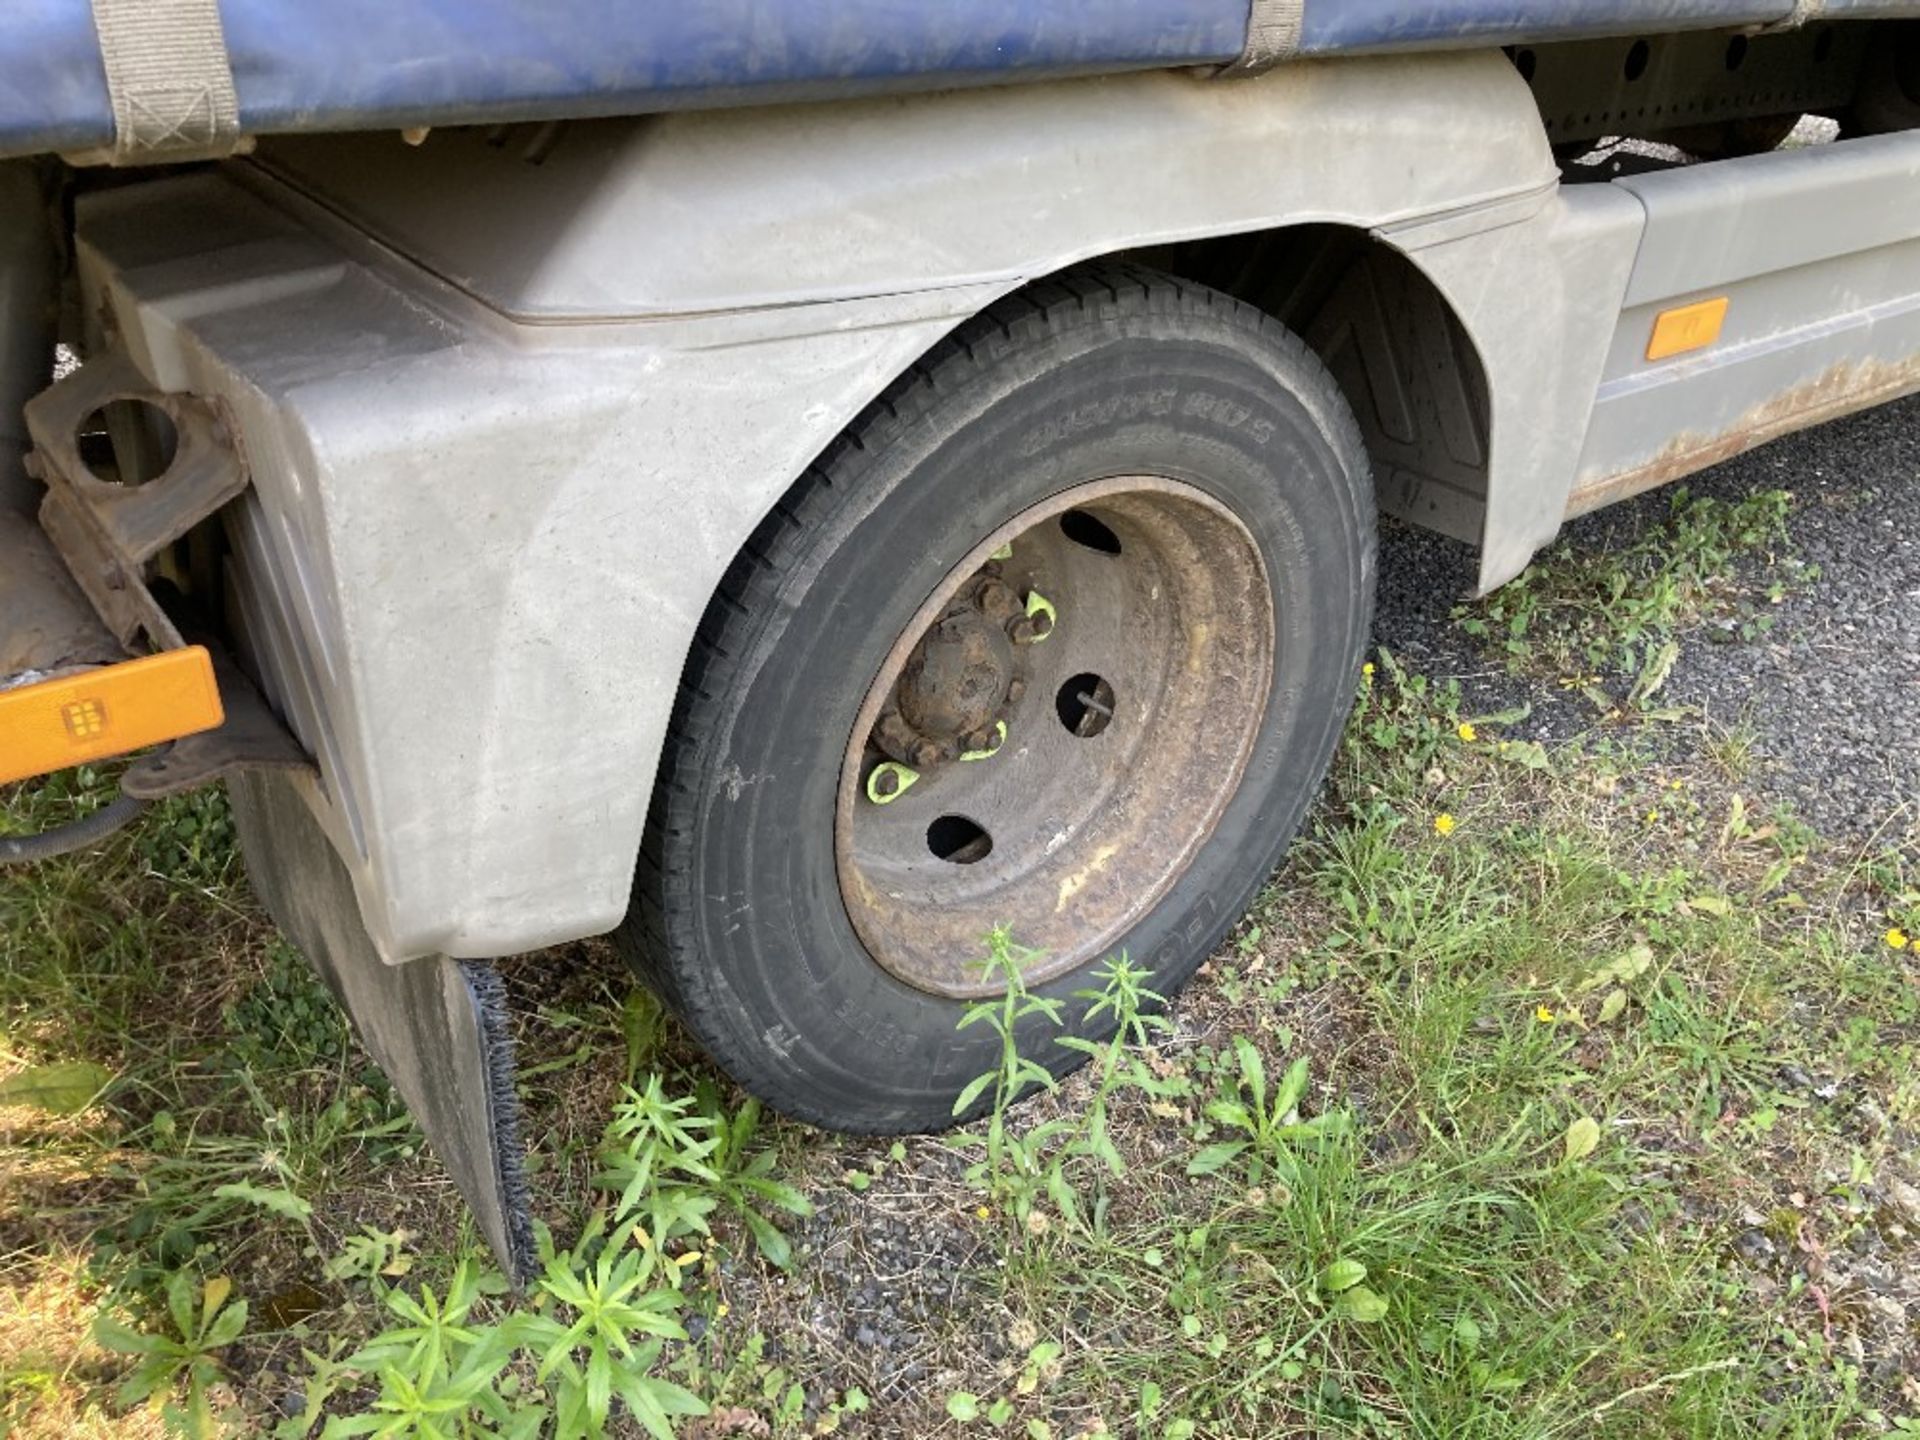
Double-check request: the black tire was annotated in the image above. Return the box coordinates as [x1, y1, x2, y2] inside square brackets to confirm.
[619, 263, 1374, 1133]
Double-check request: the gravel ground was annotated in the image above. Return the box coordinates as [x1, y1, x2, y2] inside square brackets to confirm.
[1372, 392, 1920, 847]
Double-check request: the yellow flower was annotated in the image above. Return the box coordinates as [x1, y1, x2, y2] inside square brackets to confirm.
[1645, 810, 1659, 824]
[975, 1205, 991, 1220]
[1456, 722, 1478, 742]
[1433, 813, 1456, 836]
[1888, 928, 1911, 951]
[716, 1302, 730, 1317]
[1362, 662, 1376, 677]
[1535, 1005, 1556, 1024]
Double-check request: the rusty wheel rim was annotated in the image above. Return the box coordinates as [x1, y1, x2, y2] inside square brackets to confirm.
[834, 476, 1274, 998]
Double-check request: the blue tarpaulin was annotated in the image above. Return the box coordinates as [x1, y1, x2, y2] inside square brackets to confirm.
[4, 0, 1911, 162]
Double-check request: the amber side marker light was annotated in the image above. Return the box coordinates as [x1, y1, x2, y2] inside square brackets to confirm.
[1646, 296, 1729, 361]
[0, 646, 223, 786]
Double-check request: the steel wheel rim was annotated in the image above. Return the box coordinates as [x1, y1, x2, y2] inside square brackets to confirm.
[834, 475, 1274, 998]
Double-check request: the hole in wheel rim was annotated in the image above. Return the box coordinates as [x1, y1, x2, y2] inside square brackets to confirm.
[927, 815, 992, 864]
[1058, 509, 1122, 555]
[1055, 673, 1115, 738]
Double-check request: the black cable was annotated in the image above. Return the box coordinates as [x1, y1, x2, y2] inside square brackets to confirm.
[0, 792, 147, 864]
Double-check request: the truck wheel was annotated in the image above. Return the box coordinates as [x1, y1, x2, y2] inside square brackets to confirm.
[620, 264, 1374, 1132]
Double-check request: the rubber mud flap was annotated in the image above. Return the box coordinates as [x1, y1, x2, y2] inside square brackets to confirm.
[227, 770, 534, 1282]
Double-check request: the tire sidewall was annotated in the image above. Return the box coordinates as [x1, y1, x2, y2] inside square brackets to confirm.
[670, 298, 1371, 1130]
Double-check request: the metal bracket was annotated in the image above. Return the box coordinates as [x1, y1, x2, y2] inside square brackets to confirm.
[122, 640, 312, 799]
[18, 350, 314, 796]
[24, 349, 250, 649]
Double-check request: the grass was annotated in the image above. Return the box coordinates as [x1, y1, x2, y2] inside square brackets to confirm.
[964, 656, 1916, 1438]
[1451, 485, 1816, 717]
[2, 502, 1917, 1436]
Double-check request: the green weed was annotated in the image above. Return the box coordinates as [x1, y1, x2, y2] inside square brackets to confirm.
[272, 1069, 811, 1439]
[1453, 486, 1812, 712]
[93, 1269, 249, 1439]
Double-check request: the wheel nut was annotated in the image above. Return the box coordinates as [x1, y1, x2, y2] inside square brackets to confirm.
[908, 737, 952, 768]
[1010, 589, 1057, 644]
[973, 579, 1023, 626]
[866, 760, 920, 804]
[1005, 678, 1026, 706]
[874, 710, 925, 765]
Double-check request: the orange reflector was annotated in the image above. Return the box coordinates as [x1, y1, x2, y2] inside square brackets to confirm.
[0, 646, 222, 786]
[1646, 297, 1729, 361]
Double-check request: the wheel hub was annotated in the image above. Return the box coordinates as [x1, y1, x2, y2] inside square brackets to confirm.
[880, 564, 1051, 765]
[897, 607, 1010, 742]
[835, 476, 1274, 999]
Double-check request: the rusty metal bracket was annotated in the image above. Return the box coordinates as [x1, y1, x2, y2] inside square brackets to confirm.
[23, 349, 249, 649]
[12, 349, 314, 797]
[122, 640, 312, 799]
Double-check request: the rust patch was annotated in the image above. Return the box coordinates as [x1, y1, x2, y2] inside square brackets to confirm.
[0, 510, 125, 682]
[1567, 353, 1920, 519]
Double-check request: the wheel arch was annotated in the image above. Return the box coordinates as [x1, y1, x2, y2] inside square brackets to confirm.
[1119, 224, 1497, 553]
[594, 47, 1631, 604]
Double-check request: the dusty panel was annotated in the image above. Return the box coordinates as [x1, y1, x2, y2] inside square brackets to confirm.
[1615, 131, 1920, 305]
[1574, 130, 1920, 510]
[251, 53, 1556, 321]
[1385, 182, 1648, 591]
[1572, 345, 1920, 514]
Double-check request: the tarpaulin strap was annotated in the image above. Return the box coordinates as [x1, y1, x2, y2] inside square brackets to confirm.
[87, 0, 242, 163]
[1215, 0, 1306, 75]
[1756, 0, 1826, 28]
